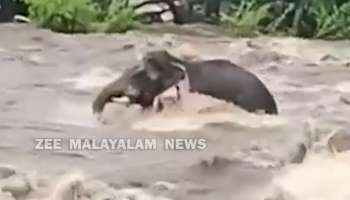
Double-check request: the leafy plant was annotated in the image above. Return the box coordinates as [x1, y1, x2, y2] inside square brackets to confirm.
[222, 0, 272, 37]
[266, 2, 295, 33]
[310, 0, 350, 39]
[25, 0, 137, 34]
[102, 0, 137, 33]
[221, 0, 350, 39]
[25, 0, 98, 33]
[92, 0, 112, 20]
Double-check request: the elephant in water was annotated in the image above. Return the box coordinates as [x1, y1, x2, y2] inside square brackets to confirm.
[92, 49, 278, 122]
[142, 50, 279, 115]
[92, 56, 185, 120]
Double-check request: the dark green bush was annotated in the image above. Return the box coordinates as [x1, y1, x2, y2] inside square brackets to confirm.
[91, 0, 112, 20]
[309, 0, 350, 39]
[221, 0, 272, 37]
[102, 0, 138, 33]
[18, 0, 350, 39]
[25, 0, 98, 33]
[221, 0, 350, 39]
[25, 0, 137, 33]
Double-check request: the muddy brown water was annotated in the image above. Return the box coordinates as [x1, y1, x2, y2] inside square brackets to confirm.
[1, 23, 350, 200]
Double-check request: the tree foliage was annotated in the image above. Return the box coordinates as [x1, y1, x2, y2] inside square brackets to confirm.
[25, 0, 138, 33]
[222, 0, 350, 39]
[102, 0, 138, 33]
[25, 0, 98, 33]
[15, 0, 350, 39]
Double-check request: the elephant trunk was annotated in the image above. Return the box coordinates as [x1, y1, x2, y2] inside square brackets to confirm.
[92, 65, 143, 117]
[92, 80, 128, 117]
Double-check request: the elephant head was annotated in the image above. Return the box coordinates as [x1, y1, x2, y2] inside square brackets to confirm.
[92, 65, 142, 117]
[92, 50, 186, 120]
[141, 50, 187, 87]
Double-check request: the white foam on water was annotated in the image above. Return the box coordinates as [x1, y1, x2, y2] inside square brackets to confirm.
[132, 111, 286, 132]
[262, 37, 333, 62]
[49, 99, 99, 128]
[27, 170, 86, 200]
[269, 78, 331, 93]
[114, 188, 172, 200]
[273, 152, 350, 200]
[46, 67, 125, 128]
[61, 67, 121, 90]
[335, 81, 350, 93]
[132, 92, 287, 132]
[49, 171, 85, 200]
[0, 47, 7, 53]
[28, 54, 44, 64]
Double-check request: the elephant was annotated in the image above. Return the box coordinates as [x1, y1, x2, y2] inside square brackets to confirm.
[92, 56, 185, 120]
[142, 50, 279, 115]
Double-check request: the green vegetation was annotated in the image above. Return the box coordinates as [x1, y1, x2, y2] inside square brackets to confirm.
[310, 0, 350, 39]
[102, 0, 138, 33]
[222, 0, 272, 37]
[14, 0, 350, 39]
[221, 0, 350, 39]
[25, 0, 137, 33]
[25, 0, 98, 33]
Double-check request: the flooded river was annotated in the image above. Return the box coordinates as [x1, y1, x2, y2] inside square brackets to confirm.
[1, 23, 350, 200]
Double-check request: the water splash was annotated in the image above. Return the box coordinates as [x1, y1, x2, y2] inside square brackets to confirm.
[61, 67, 121, 91]
[132, 92, 287, 132]
[273, 152, 350, 200]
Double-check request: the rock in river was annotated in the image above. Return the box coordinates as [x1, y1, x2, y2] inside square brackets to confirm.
[0, 165, 16, 179]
